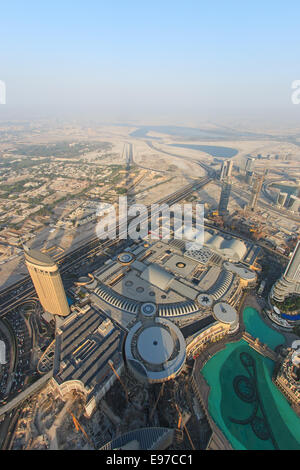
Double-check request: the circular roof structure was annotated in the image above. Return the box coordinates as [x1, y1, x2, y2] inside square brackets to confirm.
[125, 318, 186, 383]
[75, 273, 96, 287]
[140, 302, 157, 317]
[137, 327, 174, 364]
[291, 340, 300, 350]
[213, 302, 238, 325]
[197, 293, 213, 307]
[117, 252, 135, 265]
[24, 248, 56, 268]
[176, 262, 186, 268]
[292, 351, 300, 367]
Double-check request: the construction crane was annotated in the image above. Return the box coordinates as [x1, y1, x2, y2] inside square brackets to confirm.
[175, 403, 195, 450]
[149, 383, 165, 421]
[177, 410, 182, 430]
[69, 411, 96, 449]
[108, 360, 129, 402]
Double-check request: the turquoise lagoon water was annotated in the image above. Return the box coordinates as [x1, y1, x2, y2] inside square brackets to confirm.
[243, 306, 285, 350]
[201, 308, 300, 450]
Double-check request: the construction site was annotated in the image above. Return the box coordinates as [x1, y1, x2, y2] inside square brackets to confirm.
[10, 362, 211, 450]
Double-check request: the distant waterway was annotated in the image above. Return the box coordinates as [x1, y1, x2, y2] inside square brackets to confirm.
[129, 125, 239, 140]
[169, 143, 238, 158]
[127, 124, 267, 140]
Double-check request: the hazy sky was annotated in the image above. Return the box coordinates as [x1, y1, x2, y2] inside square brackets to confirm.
[1, 0, 300, 124]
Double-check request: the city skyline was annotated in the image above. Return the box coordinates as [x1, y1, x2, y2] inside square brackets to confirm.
[0, 1, 299, 452]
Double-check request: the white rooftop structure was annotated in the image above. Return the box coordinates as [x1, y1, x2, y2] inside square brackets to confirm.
[292, 351, 300, 367]
[291, 340, 300, 350]
[140, 302, 157, 317]
[223, 262, 256, 281]
[213, 302, 239, 332]
[140, 264, 173, 291]
[117, 252, 135, 264]
[176, 228, 247, 262]
[137, 327, 174, 364]
[125, 318, 186, 383]
[204, 233, 247, 261]
[184, 246, 213, 265]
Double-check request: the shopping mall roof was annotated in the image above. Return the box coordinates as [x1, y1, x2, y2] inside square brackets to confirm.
[140, 263, 173, 291]
[53, 306, 124, 396]
[177, 227, 247, 261]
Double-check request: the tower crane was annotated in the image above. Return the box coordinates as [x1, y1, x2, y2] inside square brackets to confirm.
[149, 382, 165, 421]
[68, 410, 96, 449]
[108, 360, 129, 402]
[175, 403, 195, 450]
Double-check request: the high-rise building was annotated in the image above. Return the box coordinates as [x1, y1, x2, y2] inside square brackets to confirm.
[276, 192, 288, 207]
[245, 157, 255, 173]
[220, 159, 233, 181]
[218, 180, 231, 216]
[272, 241, 300, 302]
[286, 195, 300, 212]
[24, 247, 70, 316]
[245, 170, 254, 185]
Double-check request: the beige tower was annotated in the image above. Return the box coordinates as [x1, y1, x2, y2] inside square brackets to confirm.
[24, 248, 70, 316]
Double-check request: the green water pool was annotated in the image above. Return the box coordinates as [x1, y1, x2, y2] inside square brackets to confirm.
[201, 307, 300, 450]
[243, 306, 285, 350]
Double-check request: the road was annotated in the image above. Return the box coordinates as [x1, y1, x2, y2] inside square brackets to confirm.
[0, 176, 211, 317]
[146, 141, 217, 178]
[231, 183, 300, 222]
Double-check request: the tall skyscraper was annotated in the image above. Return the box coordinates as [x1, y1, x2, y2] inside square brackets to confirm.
[245, 157, 255, 173]
[276, 192, 288, 207]
[245, 170, 253, 185]
[24, 247, 70, 316]
[220, 159, 233, 181]
[248, 170, 266, 211]
[218, 180, 231, 216]
[286, 195, 300, 212]
[272, 241, 300, 302]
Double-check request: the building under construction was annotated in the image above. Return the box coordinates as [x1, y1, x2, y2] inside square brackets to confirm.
[248, 170, 266, 212]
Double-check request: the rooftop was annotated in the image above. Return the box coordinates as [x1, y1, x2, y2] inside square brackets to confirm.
[24, 248, 56, 267]
[53, 306, 124, 397]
